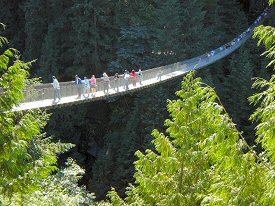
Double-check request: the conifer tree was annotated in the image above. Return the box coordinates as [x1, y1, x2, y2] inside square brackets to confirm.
[98, 72, 261, 205]
[109, 0, 156, 72]
[179, 0, 210, 57]
[217, 0, 247, 42]
[23, 0, 48, 76]
[99, 69, 274, 205]
[109, 26, 152, 73]
[91, 95, 145, 199]
[0, 0, 25, 50]
[222, 48, 255, 142]
[99, 1, 275, 204]
[200, 0, 249, 94]
[0, 27, 94, 205]
[196, 0, 222, 87]
[69, 0, 118, 77]
[91, 82, 178, 199]
[39, 0, 71, 81]
[151, 0, 183, 66]
[200, 0, 222, 48]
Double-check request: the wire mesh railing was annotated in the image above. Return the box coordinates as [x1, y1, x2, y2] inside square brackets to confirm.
[20, 7, 269, 104]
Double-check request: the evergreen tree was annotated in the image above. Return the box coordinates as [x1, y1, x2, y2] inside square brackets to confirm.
[92, 1, 229, 200]
[40, 23, 62, 81]
[91, 100, 141, 199]
[69, 0, 118, 77]
[98, 72, 268, 205]
[0, 0, 25, 50]
[91, 81, 179, 200]
[151, 0, 184, 66]
[0, 27, 94, 205]
[179, 0, 210, 57]
[200, 0, 249, 92]
[99, 2, 275, 204]
[109, 26, 153, 73]
[39, 0, 71, 81]
[201, 0, 222, 48]
[109, 0, 156, 72]
[217, 0, 247, 42]
[210, 0, 255, 141]
[222, 48, 255, 143]
[23, 0, 48, 76]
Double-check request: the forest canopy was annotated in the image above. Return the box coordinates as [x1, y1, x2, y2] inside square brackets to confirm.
[0, 0, 275, 205]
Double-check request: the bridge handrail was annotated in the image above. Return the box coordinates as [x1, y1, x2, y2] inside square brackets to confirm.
[20, 7, 269, 103]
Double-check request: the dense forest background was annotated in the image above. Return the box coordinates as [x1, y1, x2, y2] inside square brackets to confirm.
[0, 0, 274, 200]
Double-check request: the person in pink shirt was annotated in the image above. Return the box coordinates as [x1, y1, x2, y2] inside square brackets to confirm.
[90, 75, 97, 97]
[131, 69, 137, 87]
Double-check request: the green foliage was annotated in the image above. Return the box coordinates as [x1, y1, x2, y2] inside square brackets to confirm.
[100, 5, 275, 204]
[69, 0, 117, 76]
[100, 70, 275, 205]
[2, 158, 95, 206]
[0, 0, 25, 50]
[91, 1, 271, 199]
[249, 75, 275, 161]
[251, 17, 275, 162]
[91, 82, 178, 199]
[23, 0, 47, 76]
[109, 26, 153, 72]
[101, 73, 225, 205]
[180, 0, 210, 56]
[254, 25, 275, 67]
[221, 48, 255, 144]
[151, 0, 183, 66]
[0, 29, 94, 205]
[1, 1, 273, 203]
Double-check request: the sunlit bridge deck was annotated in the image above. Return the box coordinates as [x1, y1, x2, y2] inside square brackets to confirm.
[13, 9, 268, 111]
[15, 70, 187, 111]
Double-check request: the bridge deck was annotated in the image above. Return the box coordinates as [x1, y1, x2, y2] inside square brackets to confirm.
[14, 70, 186, 111]
[13, 8, 269, 111]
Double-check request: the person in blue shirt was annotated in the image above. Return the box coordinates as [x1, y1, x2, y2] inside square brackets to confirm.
[83, 76, 90, 98]
[75, 75, 82, 98]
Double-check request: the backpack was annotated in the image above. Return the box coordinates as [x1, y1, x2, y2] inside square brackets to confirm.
[77, 78, 82, 84]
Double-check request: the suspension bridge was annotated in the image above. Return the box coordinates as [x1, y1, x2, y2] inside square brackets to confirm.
[13, 8, 269, 111]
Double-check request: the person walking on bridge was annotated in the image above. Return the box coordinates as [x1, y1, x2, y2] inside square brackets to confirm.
[131, 69, 137, 87]
[83, 77, 90, 98]
[90, 75, 97, 97]
[157, 70, 163, 81]
[138, 68, 143, 85]
[75, 75, 82, 98]
[114, 73, 120, 92]
[124, 70, 130, 90]
[52, 76, 61, 102]
[102, 72, 110, 94]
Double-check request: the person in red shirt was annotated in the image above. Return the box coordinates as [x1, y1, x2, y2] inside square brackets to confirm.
[131, 69, 137, 87]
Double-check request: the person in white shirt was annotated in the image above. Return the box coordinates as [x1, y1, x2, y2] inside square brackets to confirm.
[52, 76, 61, 102]
[124, 70, 130, 90]
[102, 72, 110, 94]
[138, 69, 143, 85]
